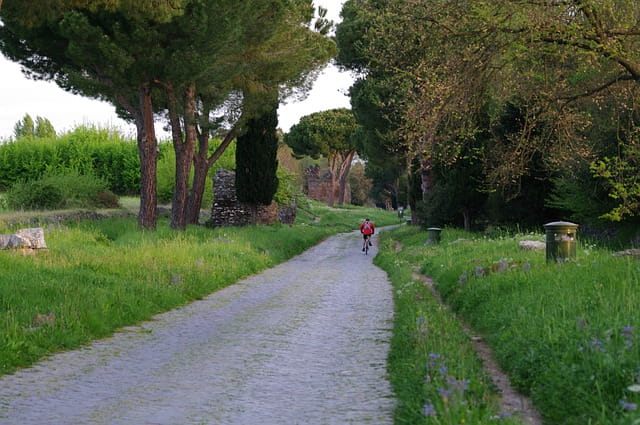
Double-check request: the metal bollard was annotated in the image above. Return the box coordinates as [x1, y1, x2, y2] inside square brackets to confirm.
[543, 221, 579, 262]
[426, 227, 442, 245]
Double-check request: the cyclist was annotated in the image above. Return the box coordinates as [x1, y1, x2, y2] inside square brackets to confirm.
[360, 218, 375, 252]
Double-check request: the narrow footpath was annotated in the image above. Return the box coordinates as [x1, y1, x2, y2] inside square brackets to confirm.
[0, 231, 395, 425]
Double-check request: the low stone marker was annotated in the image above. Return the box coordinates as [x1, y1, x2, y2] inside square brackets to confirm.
[613, 248, 640, 258]
[0, 228, 47, 252]
[519, 240, 546, 251]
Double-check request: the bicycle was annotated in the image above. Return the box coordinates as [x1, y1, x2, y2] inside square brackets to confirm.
[363, 234, 372, 255]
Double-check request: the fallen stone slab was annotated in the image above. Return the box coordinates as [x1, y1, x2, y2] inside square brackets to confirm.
[613, 248, 640, 258]
[0, 228, 47, 250]
[519, 240, 546, 251]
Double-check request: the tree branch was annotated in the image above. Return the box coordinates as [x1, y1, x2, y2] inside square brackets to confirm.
[559, 74, 634, 104]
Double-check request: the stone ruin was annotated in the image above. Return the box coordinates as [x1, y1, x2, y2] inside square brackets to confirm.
[304, 165, 351, 204]
[0, 227, 47, 254]
[209, 169, 296, 227]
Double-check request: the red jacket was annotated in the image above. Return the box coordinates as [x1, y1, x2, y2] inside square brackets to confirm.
[360, 220, 375, 235]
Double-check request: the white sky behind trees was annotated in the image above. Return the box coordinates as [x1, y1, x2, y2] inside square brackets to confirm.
[0, 0, 353, 140]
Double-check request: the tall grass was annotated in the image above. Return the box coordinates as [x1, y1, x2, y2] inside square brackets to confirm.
[375, 227, 527, 424]
[0, 204, 399, 376]
[384, 225, 640, 425]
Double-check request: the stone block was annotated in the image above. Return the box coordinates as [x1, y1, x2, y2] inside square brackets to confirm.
[0, 227, 47, 250]
[519, 240, 546, 251]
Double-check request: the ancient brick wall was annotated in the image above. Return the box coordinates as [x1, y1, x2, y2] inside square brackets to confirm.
[304, 166, 351, 204]
[209, 169, 295, 227]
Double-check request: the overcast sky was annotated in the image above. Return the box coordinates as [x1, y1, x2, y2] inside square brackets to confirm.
[0, 0, 353, 140]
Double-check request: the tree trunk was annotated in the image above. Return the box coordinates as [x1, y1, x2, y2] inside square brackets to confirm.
[407, 158, 422, 226]
[327, 155, 339, 207]
[186, 128, 237, 224]
[135, 83, 158, 230]
[169, 83, 197, 230]
[186, 130, 209, 225]
[337, 149, 356, 206]
[419, 151, 434, 200]
[463, 209, 471, 231]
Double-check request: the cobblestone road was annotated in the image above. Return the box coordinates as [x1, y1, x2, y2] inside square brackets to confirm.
[0, 231, 395, 425]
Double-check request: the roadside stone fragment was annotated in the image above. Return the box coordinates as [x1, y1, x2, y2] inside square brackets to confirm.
[0, 227, 47, 250]
[519, 240, 545, 251]
[613, 248, 640, 258]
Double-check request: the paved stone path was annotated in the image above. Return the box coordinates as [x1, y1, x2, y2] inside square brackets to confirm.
[0, 231, 395, 425]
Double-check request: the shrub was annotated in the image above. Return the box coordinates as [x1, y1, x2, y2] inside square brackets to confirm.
[273, 166, 300, 207]
[5, 180, 65, 210]
[94, 190, 120, 208]
[5, 170, 118, 210]
[156, 145, 175, 204]
[0, 125, 140, 195]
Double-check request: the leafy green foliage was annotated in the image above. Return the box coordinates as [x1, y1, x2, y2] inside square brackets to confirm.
[273, 166, 299, 207]
[591, 144, 640, 222]
[13, 114, 35, 139]
[5, 170, 117, 210]
[347, 162, 372, 206]
[5, 179, 64, 210]
[13, 114, 56, 140]
[547, 168, 615, 224]
[284, 108, 358, 159]
[0, 125, 139, 194]
[336, 0, 640, 226]
[33, 116, 56, 139]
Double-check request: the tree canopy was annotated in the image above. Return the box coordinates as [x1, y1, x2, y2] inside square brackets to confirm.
[1, 0, 336, 229]
[336, 0, 640, 224]
[284, 108, 359, 206]
[13, 114, 56, 140]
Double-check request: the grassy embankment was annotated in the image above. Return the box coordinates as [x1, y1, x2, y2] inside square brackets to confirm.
[376, 225, 639, 425]
[0, 201, 399, 376]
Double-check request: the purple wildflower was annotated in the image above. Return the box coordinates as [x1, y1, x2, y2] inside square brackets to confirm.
[427, 353, 442, 370]
[619, 400, 637, 411]
[437, 387, 452, 400]
[445, 376, 471, 393]
[590, 338, 605, 352]
[423, 404, 437, 417]
[621, 325, 634, 339]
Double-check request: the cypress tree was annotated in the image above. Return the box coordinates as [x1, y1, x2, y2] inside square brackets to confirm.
[235, 101, 279, 206]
